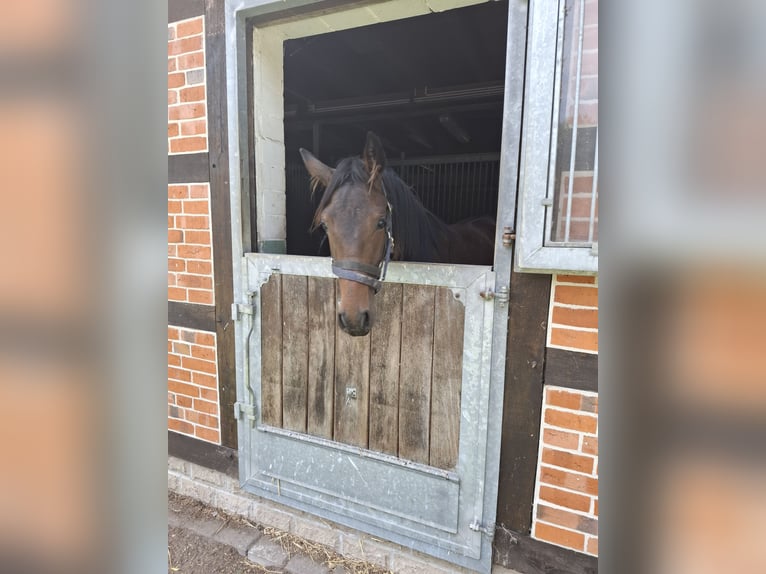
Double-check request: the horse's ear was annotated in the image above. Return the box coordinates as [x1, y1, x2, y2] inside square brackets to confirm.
[300, 148, 333, 190]
[362, 131, 386, 178]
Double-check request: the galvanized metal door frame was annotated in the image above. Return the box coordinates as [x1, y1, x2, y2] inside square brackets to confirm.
[224, 0, 529, 571]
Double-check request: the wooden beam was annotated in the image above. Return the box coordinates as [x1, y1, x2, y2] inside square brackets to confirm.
[168, 152, 210, 184]
[168, 301, 216, 333]
[493, 528, 598, 574]
[168, 431, 238, 478]
[205, 0, 237, 449]
[496, 271, 552, 533]
[545, 348, 598, 392]
[168, 0, 204, 23]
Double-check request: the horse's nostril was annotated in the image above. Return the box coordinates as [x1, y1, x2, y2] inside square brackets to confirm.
[360, 311, 370, 332]
[338, 312, 348, 329]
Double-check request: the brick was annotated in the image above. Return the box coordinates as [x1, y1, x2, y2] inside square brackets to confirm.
[176, 395, 193, 408]
[191, 344, 215, 360]
[168, 353, 181, 367]
[168, 327, 180, 339]
[544, 408, 597, 433]
[168, 90, 177, 105]
[177, 52, 204, 71]
[550, 327, 598, 352]
[249, 505, 293, 532]
[177, 274, 212, 289]
[543, 428, 580, 450]
[292, 516, 340, 549]
[540, 466, 599, 496]
[582, 435, 598, 455]
[168, 26, 175, 41]
[247, 537, 289, 568]
[168, 57, 176, 73]
[181, 329, 196, 343]
[192, 372, 217, 388]
[200, 387, 218, 401]
[170, 137, 207, 153]
[185, 69, 205, 85]
[195, 332, 215, 346]
[168, 122, 179, 137]
[168, 366, 191, 383]
[168, 404, 181, 418]
[534, 522, 584, 551]
[581, 395, 598, 413]
[536, 504, 584, 531]
[184, 230, 210, 245]
[168, 215, 174, 229]
[180, 85, 206, 102]
[193, 398, 219, 415]
[168, 103, 205, 121]
[176, 18, 203, 38]
[168, 245, 177, 257]
[546, 388, 582, 410]
[180, 119, 207, 136]
[554, 285, 598, 308]
[173, 342, 191, 355]
[167, 456, 187, 474]
[195, 426, 220, 443]
[182, 200, 210, 215]
[168, 286, 186, 301]
[552, 306, 599, 330]
[168, 36, 203, 56]
[593, 499, 598, 516]
[168, 418, 194, 435]
[557, 274, 596, 285]
[168, 199, 182, 214]
[189, 184, 209, 198]
[176, 215, 210, 230]
[168, 185, 188, 199]
[539, 485, 591, 513]
[168, 380, 199, 398]
[168, 72, 185, 89]
[586, 537, 598, 555]
[182, 356, 217, 374]
[542, 448, 595, 474]
[213, 524, 261, 557]
[188, 289, 213, 304]
[177, 245, 211, 259]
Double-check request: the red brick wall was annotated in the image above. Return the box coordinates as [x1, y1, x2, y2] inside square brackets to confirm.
[168, 327, 221, 444]
[168, 16, 207, 154]
[168, 183, 214, 305]
[548, 274, 598, 353]
[533, 387, 599, 556]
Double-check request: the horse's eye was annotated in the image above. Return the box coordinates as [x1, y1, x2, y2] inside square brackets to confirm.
[377, 218, 386, 229]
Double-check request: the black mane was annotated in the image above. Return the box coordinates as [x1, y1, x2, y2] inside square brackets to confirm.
[313, 156, 449, 262]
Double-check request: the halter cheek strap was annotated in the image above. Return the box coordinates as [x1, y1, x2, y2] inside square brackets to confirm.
[330, 194, 394, 294]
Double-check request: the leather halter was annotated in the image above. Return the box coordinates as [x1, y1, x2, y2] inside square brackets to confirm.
[331, 188, 394, 293]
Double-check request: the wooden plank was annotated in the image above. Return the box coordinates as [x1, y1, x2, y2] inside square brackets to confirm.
[259, 274, 282, 427]
[496, 271, 552, 533]
[205, 0, 237, 448]
[368, 283, 403, 456]
[545, 348, 598, 392]
[398, 284, 435, 465]
[168, 431, 237, 478]
[307, 277, 336, 439]
[168, 0, 204, 23]
[429, 287, 464, 469]
[493, 528, 598, 574]
[168, 152, 209, 184]
[333, 316, 371, 448]
[168, 301, 216, 333]
[281, 275, 309, 433]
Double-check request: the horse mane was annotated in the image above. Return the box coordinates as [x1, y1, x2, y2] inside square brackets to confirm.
[311, 156, 449, 262]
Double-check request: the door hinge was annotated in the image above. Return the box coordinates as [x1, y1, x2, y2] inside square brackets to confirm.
[501, 226, 516, 247]
[469, 518, 495, 539]
[479, 285, 509, 308]
[234, 401, 256, 423]
[231, 302, 255, 321]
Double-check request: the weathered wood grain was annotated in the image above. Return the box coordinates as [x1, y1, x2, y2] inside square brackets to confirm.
[398, 285, 436, 465]
[281, 275, 309, 433]
[333, 317, 371, 448]
[368, 283, 403, 456]
[429, 287, 464, 469]
[307, 277, 336, 439]
[259, 274, 282, 427]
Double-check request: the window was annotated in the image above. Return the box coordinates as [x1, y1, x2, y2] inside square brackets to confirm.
[516, 0, 598, 273]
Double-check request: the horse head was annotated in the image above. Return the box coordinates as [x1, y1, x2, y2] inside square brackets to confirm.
[300, 132, 391, 337]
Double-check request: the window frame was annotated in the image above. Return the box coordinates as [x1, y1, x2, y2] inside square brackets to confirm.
[515, 0, 598, 273]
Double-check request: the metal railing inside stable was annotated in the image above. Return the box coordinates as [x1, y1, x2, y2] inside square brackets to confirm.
[285, 153, 501, 256]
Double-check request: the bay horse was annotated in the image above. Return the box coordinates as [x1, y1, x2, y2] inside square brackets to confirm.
[300, 131, 495, 337]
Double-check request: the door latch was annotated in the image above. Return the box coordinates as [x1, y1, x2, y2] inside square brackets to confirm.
[479, 285, 509, 308]
[469, 518, 495, 539]
[231, 302, 255, 321]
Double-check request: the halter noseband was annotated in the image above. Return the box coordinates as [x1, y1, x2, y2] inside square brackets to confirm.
[331, 189, 394, 294]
